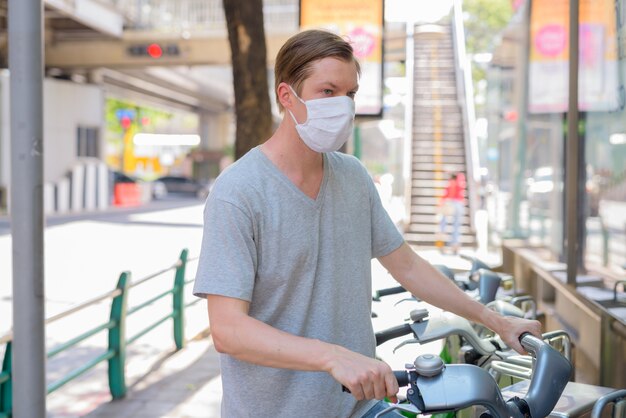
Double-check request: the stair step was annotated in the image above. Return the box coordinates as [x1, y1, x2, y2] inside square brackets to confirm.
[413, 99, 459, 106]
[412, 162, 466, 171]
[412, 140, 464, 147]
[412, 155, 466, 164]
[413, 104, 461, 112]
[410, 213, 471, 223]
[412, 126, 463, 133]
[413, 116, 462, 122]
[411, 179, 455, 188]
[410, 186, 447, 196]
[412, 119, 463, 128]
[412, 140, 464, 146]
[409, 201, 469, 212]
[414, 79, 457, 85]
[410, 200, 469, 209]
[408, 196, 441, 205]
[412, 148, 466, 156]
[411, 171, 467, 180]
[411, 186, 467, 196]
[413, 87, 458, 94]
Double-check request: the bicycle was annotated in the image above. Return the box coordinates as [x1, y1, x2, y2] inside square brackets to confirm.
[375, 333, 572, 418]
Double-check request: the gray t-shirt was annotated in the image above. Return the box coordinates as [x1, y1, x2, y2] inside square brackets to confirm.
[193, 146, 404, 417]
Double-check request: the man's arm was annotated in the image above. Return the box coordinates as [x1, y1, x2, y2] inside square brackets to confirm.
[378, 243, 542, 354]
[206, 294, 399, 402]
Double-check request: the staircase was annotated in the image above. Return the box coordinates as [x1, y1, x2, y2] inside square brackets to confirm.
[404, 24, 475, 247]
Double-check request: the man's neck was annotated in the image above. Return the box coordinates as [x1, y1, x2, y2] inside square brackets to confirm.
[262, 121, 322, 174]
[261, 120, 324, 199]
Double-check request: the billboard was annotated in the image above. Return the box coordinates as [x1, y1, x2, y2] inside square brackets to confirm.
[300, 0, 384, 116]
[528, 0, 619, 113]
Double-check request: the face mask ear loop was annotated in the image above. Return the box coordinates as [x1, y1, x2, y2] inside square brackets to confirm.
[287, 85, 306, 125]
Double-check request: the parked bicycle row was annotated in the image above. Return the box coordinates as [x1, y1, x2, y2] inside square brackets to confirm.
[368, 255, 625, 418]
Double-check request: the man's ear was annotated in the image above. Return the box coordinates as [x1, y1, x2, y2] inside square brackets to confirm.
[277, 82, 293, 110]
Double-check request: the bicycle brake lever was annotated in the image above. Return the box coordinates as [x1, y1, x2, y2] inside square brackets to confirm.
[393, 338, 420, 354]
[374, 403, 421, 418]
[394, 297, 418, 307]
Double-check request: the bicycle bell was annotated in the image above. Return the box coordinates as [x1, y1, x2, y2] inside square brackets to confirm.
[413, 354, 445, 377]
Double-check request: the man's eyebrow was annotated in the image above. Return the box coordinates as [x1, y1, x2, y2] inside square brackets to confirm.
[320, 81, 360, 91]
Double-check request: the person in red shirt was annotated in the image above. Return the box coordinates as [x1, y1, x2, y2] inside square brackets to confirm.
[437, 172, 466, 254]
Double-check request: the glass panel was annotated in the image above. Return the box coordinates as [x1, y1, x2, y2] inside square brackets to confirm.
[583, 0, 626, 274]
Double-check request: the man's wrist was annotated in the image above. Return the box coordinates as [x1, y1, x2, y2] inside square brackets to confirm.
[317, 340, 343, 373]
[478, 305, 505, 333]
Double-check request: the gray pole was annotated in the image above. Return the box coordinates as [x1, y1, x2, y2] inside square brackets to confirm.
[565, 0, 580, 286]
[509, 1, 531, 238]
[8, 0, 46, 416]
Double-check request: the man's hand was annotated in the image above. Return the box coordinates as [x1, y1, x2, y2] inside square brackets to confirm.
[324, 345, 399, 403]
[490, 315, 542, 354]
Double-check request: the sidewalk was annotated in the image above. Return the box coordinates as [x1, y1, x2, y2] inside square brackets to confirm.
[60, 247, 499, 418]
[81, 333, 222, 418]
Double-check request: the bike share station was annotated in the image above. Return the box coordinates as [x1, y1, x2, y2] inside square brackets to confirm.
[371, 256, 624, 418]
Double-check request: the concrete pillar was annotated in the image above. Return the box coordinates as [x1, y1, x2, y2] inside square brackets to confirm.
[97, 162, 109, 210]
[84, 161, 97, 211]
[57, 177, 70, 213]
[71, 164, 84, 212]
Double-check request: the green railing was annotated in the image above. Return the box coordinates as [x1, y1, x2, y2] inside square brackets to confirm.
[0, 248, 201, 418]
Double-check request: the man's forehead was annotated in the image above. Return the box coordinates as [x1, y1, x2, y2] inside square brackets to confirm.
[306, 65, 359, 89]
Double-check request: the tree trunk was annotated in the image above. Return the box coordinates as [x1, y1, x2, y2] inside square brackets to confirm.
[223, 0, 273, 160]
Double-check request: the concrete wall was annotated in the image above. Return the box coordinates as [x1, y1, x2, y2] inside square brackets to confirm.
[44, 78, 104, 182]
[0, 75, 104, 210]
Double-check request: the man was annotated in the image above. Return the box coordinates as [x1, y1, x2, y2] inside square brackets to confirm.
[193, 30, 541, 418]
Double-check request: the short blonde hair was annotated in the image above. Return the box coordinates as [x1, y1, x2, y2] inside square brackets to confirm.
[274, 29, 361, 111]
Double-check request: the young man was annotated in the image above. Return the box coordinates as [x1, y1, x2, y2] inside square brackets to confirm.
[193, 30, 541, 417]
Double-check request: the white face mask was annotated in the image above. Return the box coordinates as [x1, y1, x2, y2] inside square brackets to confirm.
[287, 86, 355, 153]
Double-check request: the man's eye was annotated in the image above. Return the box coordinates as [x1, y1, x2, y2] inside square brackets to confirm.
[323, 89, 333, 95]
[348, 92, 357, 99]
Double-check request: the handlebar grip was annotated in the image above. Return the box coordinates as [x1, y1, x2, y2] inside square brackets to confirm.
[374, 286, 407, 300]
[517, 332, 572, 418]
[342, 370, 411, 394]
[394, 370, 409, 387]
[375, 323, 413, 346]
[518, 332, 532, 345]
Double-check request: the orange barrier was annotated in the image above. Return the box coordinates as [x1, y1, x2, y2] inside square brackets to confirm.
[113, 183, 141, 207]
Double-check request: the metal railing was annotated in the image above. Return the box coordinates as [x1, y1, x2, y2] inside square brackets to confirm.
[0, 249, 201, 417]
[451, 0, 480, 232]
[114, 0, 298, 33]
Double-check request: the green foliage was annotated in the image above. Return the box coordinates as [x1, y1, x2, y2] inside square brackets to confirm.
[463, 0, 514, 55]
[462, 0, 514, 116]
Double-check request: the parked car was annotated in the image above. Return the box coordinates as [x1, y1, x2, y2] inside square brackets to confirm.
[153, 175, 211, 199]
[111, 170, 137, 184]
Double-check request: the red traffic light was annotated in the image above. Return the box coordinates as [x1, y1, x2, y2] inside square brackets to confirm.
[147, 43, 163, 59]
[127, 43, 180, 58]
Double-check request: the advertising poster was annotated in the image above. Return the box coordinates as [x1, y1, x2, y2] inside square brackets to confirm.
[529, 0, 619, 113]
[300, 0, 384, 116]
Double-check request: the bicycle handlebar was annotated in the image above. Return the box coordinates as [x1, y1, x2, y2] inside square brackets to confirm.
[375, 323, 413, 346]
[382, 333, 572, 418]
[590, 389, 626, 418]
[373, 286, 406, 301]
[374, 310, 497, 356]
[518, 333, 572, 418]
